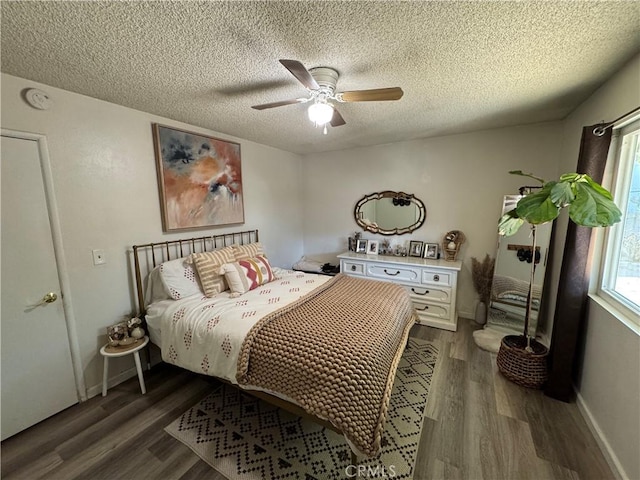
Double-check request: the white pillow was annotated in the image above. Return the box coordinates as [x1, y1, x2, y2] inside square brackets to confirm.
[144, 265, 171, 305]
[159, 257, 202, 300]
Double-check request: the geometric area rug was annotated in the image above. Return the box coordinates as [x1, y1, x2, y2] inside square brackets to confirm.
[165, 337, 438, 479]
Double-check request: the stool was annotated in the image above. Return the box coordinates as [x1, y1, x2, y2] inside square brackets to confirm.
[100, 336, 149, 396]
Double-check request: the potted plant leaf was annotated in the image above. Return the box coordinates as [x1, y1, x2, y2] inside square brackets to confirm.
[496, 170, 622, 388]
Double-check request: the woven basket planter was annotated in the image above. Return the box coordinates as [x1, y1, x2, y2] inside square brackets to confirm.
[497, 335, 549, 389]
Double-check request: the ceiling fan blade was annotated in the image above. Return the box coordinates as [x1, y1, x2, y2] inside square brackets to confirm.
[339, 87, 404, 102]
[279, 59, 320, 91]
[330, 108, 346, 127]
[251, 98, 307, 110]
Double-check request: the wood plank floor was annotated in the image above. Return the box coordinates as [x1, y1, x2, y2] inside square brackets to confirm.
[1, 318, 613, 480]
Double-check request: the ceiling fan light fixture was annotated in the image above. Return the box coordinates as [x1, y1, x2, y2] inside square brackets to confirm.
[307, 102, 334, 126]
[251, 60, 403, 131]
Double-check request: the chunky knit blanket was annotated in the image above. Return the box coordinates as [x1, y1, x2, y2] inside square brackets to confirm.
[237, 273, 416, 457]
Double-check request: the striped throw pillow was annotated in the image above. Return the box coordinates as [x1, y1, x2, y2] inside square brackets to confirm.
[219, 255, 275, 297]
[188, 246, 236, 297]
[232, 242, 265, 261]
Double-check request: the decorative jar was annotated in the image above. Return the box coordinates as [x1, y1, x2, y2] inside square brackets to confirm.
[131, 327, 145, 339]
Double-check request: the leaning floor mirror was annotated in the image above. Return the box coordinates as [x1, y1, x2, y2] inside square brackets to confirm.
[490, 194, 553, 334]
[474, 194, 553, 352]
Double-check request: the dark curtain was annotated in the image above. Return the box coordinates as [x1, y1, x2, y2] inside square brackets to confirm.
[544, 125, 612, 402]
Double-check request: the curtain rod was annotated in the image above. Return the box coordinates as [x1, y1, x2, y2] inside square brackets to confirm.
[593, 105, 640, 136]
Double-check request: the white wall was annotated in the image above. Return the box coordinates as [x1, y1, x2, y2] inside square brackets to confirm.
[301, 123, 563, 318]
[553, 54, 640, 480]
[1, 73, 304, 396]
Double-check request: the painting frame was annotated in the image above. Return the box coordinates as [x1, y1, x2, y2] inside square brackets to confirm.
[355, 239, 368, 254]
[424, 243, 439, 259]
[152, 124, 244, 232]
[367, 240, 379, 255]
[409, 240, 424, 257]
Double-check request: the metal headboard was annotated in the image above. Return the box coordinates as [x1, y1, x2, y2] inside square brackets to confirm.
[132, 229, 259, 316]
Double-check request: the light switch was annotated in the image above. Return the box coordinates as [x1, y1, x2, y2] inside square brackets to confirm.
[92, 249, 106, 265]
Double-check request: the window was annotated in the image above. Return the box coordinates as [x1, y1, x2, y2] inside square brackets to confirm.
[599, 118, 640, 320]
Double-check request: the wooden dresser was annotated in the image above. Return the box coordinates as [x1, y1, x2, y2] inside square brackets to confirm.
[338, 252, 462, 331]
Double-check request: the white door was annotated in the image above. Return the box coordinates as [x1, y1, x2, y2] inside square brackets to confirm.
[1, 134, 78, 440]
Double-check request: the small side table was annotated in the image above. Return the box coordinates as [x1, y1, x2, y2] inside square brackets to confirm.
[100, 336, 149, 397]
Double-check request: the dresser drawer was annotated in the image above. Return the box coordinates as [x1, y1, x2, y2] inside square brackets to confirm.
[337, 252, 461, 332]
[367, 263, 421, 284]
[406, 285, 452, 304]
[413, 300, 450, 320]
[342, 260, 366, 276]
[421, 269, 453, 287]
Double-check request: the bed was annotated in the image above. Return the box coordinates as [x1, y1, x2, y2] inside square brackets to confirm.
[132, 230, 416, 459]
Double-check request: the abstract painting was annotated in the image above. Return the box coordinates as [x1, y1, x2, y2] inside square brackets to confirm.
[153, 124, 244, 231]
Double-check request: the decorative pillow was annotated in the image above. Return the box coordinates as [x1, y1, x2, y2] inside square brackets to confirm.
[188, 246, 237, 297]
[232, 242, 265, 261]
[219, 255, 275, 297]
[158, 257, 202, 300]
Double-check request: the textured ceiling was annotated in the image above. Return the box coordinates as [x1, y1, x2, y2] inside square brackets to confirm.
[2, 1, 639, 154]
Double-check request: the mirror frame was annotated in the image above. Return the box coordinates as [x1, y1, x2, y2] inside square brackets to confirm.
[353, 191, 426, 235]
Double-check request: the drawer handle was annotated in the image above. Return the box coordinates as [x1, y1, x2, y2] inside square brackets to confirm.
[411, 288, 430, 295]
[351, 265, 357, 271]
[417, 305, 430, 311]
[384, 269, 401, 276]
[433, 274, 440, 282]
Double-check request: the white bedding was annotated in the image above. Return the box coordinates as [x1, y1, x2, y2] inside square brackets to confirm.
[145, 268, 332, 383]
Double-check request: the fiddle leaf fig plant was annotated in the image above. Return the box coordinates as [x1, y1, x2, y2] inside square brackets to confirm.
[499, 170, 622, 237]
[497, 170, 622, 351]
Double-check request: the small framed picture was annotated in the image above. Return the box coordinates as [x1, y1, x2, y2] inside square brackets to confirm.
[409, 240, 424, 257]
[355, 239, 368, 254]
[348, 237, 356, 252]
[424, 243, 439, 259]
[367, 240, 379, 255]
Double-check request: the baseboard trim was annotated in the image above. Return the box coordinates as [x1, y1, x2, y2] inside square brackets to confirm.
[86, 367, 138, 399]
[574, 388, 628, 480]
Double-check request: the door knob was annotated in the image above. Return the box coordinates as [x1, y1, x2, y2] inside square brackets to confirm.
[38, 292, 58, 305]
[25, 292, 59, 311]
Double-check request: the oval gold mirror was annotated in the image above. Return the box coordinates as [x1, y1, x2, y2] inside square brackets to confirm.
[354, 191, 426, 235]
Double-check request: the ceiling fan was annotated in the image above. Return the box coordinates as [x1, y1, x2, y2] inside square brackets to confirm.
[251, 59, 404, 133]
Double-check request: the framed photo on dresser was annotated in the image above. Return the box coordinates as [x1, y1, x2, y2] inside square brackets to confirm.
[367, 240, 379, 255]
[424, 243, 439, 259]
[409, 240, 424, 257]
[355, 239, 368, 254]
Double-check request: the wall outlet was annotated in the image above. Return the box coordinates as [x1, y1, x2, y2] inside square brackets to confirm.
[92, 249, 106, 265]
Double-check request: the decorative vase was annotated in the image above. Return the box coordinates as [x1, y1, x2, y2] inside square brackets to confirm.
[131, 326, 145, 339]
[474, 301, 487, 325]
